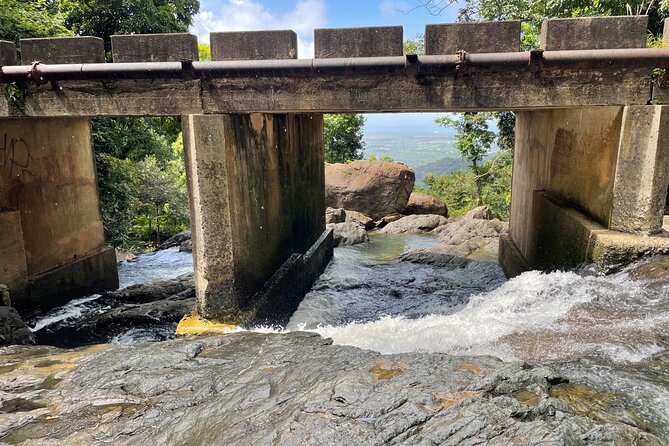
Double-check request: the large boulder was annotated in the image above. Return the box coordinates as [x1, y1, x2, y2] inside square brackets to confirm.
[0, 305, 35, 345]
[379, 214, 448, 234]
[404, 193, 448, 217]
[464, 205, 500, 220]
[325, 161, 415, 220]
[327, 221, 369, 247]
[157, 230, 192, 250]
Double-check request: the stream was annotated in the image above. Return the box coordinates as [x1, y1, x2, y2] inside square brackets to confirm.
[27, 233, 669, 441]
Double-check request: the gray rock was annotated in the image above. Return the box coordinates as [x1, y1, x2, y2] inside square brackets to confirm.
[0, 332, 660, 445]
[464, 205, 500, 220]
[325, 207, 346, 224]
[404, 192, 448, 216]
[115, 248, 136, 264]
[0, 284, 10, 306]
[375, 212, 403, 228]
[103, 274, 194, 303]
[0, 305, 35, 345]
[379, 214, 448, 234]
[327, 221, 369, 247]
[404, 218, 509, 264]
[344, 210, 375, 229]
[157, 230, 192, 250]
[179, 239, 193, 252]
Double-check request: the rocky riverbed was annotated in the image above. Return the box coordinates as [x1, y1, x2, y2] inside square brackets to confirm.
[0, 331, 662, 445]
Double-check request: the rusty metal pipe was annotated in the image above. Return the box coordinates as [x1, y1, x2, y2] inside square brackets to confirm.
[2, 48, 669, 83]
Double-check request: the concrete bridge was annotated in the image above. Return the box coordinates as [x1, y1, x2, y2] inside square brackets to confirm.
[1, 15, 669, 322]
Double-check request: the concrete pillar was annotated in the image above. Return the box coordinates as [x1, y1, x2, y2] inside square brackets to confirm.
[501, 15, 649, 276]
[183, 30, 329, 322]
[610, 106, 669, 233]
[425, 21, 520, 54]
[0, 118, 118, 311]
[183, 113, 326, 321]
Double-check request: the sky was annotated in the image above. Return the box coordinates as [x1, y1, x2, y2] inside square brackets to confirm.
[190, 0, 460, 133]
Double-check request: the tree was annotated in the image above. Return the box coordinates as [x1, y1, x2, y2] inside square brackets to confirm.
[436, 113, 494, 205]
[0, 0, 71, 45]
[324, 114, 366, 163]
[403, 33, 425, 55]
[61, 0, 199, 50]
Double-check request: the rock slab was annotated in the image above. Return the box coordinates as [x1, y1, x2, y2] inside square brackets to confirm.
[0, 332, 660, 445]
[404, 192, 448, 217]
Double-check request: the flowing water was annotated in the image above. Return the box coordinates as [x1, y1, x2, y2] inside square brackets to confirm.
[28, 233, 669, 440]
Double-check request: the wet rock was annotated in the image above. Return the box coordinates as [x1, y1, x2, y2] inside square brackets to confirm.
[179, 239, 192, 252]
[464, 205, 500, 220]
[404, 218, 509, 264]
[375, 212, 403, 228]
[327, 221, 369, 247]
[157, 230, 191, 250]
[115, 248, 136, 264]
[344, 210, 375, 229]
[379, 214, 448, 234]
[325, 207, 346, 224]
[103, 274, 194, 304]
[404, 192, 448, 217]
[0, 332, 660, 445]
[398, 250, 469, 268]
[325, 161, 415, 220]
[35, 276, 196, 347]
[0, 306, 35, 345]
[631, 255, 669, 281]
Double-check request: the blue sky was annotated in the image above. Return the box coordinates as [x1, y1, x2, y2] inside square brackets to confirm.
[191, 0, 460, 133]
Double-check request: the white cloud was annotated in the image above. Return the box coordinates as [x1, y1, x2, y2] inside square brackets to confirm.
[192, 0, 327, 58]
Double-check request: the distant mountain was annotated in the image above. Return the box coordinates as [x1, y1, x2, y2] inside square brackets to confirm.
[413, 157, 468, 185]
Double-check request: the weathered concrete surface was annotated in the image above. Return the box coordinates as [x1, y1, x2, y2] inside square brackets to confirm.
[111, 33, 199, 62]
[211, 30, 298, 60]
[325, 161, 415, 220]
[0, 211, 27, 304]
[509, 107, 623, 263]
[504, 191, 669, 276]
[610, 105, 669, 234]
[425, 21, 520, 54]
[0, 41, 16, 65]
[315, 26, 403, 58]
[183, 113, 325, 322]
[540, 16, 648, 50]
[0, 332, 660, 445]
[0, 67, 652, 117]
[0, 117, 118, 311]
[19, 37, 105, 64]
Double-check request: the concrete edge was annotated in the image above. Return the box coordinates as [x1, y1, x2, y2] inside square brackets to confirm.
[250, 228, 334, 325]
[18, 246, 119, 315]
[498, 234, 530, 278]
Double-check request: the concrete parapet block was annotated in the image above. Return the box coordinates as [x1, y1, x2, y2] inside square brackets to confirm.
[19, 36, 105, 64]
[0, 41, 17, 65]
[610, 105, 669, 234]
[111, 33, 199, 62]
[425, 21, 520, 54]
[314, 26, 403, 58]
[540, 16, 647, 50]
[210, 30, 297, 60]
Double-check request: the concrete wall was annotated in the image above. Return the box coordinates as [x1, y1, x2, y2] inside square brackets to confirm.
[510, 107, 624, 262]
[183, 113, 326, 322]
[0, 210, 28, 303]
[0, 117, 118, 310]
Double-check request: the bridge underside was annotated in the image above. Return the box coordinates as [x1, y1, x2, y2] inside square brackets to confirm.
[2, 15, 669, 320]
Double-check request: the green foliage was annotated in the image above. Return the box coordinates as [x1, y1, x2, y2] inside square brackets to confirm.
[494, 111, 515, 152]
[324, 114, 366, 163]
[198, 43, 211, 61]
[423, 170, 478, 217]
[61, 0, 199, 49]
[368, 154, 395, 162]
[0, 0, 71, 44]
[403, 33, 425, 55]
[435, 112, 494, 181]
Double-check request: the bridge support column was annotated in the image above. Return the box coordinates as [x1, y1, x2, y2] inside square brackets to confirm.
[0, 117, 118, 312]
[182, 113, 331, 323]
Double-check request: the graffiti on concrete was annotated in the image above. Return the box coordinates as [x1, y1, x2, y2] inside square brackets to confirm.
[0, 134, 34, 180]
